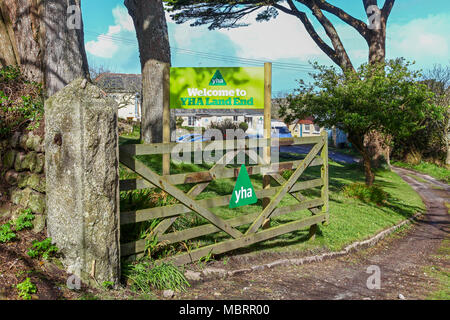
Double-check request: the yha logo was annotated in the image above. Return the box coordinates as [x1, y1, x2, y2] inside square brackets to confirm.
[209, 70, 227, 86]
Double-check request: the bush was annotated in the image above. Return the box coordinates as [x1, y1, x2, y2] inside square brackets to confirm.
[209, 119, 239, 136]
[0, 66, 44, 139]
[342, 183, 388, 205]
[238, 121, 248, 132]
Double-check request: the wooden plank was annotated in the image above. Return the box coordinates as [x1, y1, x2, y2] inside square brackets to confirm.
[120, 198, 325, 256]
[120, 185, 280, 225]
[321, 132, 329, 224]
[118, 136, 323, 156]
[120, 178, 323, 224]
[263, 64, 272, 230]
[245, 138, 325, 235]
[164, 214, 326, 265]
[119, 157, 324, 191]
[162, 65, 170, 175]
[120, 151, 243, 239]
[271, 173, 322, 214]
[152, 150, 238, 237]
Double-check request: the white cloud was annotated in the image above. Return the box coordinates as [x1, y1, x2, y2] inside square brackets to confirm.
[112, 6, 135, 32]
[216, 12, 322, 61]
[388, 14, 450, 63]
[85, 6, 135, 59]
[166, 9, 322, 64]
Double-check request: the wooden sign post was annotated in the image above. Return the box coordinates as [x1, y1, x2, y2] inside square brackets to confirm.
[163, 64, 171, 175]
[262, 62, 272, 229]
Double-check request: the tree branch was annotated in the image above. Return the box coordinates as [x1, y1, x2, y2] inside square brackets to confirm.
[308, 0, 369, 41]
[295, 0, 355, 71]
[273, 1, 339, 66]
[381, 0, 395, 19]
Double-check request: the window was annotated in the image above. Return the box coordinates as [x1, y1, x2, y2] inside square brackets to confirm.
[245, 117, 253, 126]
[304, 124, 310, 132]
[188, 116, 194, 126]
[314, 125, 320, 132]
[233, 116, 238, 122]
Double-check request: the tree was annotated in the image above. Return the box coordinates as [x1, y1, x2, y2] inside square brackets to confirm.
[166, 0, 396, 160]
[0, 0, 90, 96]
[125, 0, 171, 143]
[279, 59, 443, 185]
[395, 64, 450, 165]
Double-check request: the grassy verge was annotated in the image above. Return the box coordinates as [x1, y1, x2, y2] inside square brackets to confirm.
[392, 161, 450, 184]
[425, 238, 450, 300]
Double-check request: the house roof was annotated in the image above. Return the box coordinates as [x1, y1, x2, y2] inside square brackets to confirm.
[94, 73, 142, 93]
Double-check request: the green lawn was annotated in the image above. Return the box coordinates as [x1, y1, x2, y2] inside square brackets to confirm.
[118, 135, 425, 260]
[392, 160, 450, 184]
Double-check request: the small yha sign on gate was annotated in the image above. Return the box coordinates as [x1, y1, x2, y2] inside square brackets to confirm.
[229, 164, 258, 208]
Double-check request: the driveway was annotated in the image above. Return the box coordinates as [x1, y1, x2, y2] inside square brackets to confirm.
[279, 145, 360, 164]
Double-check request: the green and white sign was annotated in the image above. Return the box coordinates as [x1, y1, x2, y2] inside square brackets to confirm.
[229, 164, 258, 208]
[170, 67, 264, 109]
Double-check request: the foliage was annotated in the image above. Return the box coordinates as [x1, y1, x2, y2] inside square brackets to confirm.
[342, 183, 388, 205]
[27, 238, 59, 260]
[0, 66, 44, 138]
[209, 118, 240, 137]
[14, 209, 35, 231]
[126, 261, 190, 293]
[392, 161, 450, 184]
[176, 117, 184, 128]
[0, 223, 17, 243]
[393, 64, 449, 162]
[238, 121, 249, 132]
[102, 281, 115, 290]
[16, 278, 37, 300]
[279, 59, 444, 185]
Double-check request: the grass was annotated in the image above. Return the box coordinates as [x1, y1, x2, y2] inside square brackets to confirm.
[425, 238, 450, 300]
[123, 261, 190, 293]
[392, 160, 450, 184]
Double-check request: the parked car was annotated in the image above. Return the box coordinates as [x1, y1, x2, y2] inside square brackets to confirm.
[176, 133, 210, 143]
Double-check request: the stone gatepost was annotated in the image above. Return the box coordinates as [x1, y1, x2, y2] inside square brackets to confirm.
[45, 78, 120, 285]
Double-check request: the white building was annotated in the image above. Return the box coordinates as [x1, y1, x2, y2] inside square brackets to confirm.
[94, 73, 142, 121]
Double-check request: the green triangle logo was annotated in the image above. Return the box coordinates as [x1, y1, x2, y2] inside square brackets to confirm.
[209, 70, 227, 86]
[229, 164, 258, 208]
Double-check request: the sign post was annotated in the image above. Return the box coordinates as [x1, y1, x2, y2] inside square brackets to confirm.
[163, 64, 171, 175]
[262, 62, 272, 229]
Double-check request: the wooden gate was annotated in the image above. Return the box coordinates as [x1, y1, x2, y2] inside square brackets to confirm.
[119, 133, 329, 265]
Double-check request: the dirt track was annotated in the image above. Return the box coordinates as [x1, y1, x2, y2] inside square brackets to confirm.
[175, 167, 450, 300]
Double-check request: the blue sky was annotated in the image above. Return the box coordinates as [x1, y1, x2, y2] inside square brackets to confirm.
[82, 0, 450, 94]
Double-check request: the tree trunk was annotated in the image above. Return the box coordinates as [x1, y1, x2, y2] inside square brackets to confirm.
[348, 134, 375, 185]
[125, 0, 171, 144]
[362, 150, 375, 186]
[0, 0, 89, 96]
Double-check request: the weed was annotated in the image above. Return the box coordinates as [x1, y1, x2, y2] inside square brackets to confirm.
[16, 278, 37, 300]
[198, 251, 215, 268]
[0, 223, 16, 243]
[27, 238, 58, 260]
[126, 261, 190, 293]
[14, 209, 35, 231]
[342, 183, 388, 205]
[102, 281, 115, 290]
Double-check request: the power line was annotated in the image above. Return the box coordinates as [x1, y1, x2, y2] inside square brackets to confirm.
[85, 30, 316, 73]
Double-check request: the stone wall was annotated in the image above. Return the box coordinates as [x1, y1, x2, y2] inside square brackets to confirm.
[0, 130, 46, 233]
